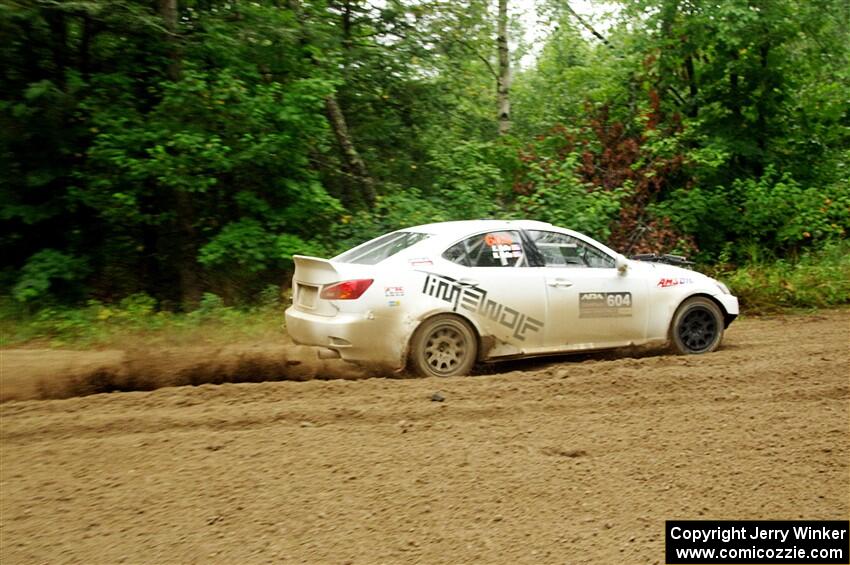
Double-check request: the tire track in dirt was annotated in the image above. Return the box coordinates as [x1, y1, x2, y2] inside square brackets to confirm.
[2, 373, 846, 444]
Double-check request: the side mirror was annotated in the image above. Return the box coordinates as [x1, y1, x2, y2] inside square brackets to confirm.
[615, 254, 629, 275]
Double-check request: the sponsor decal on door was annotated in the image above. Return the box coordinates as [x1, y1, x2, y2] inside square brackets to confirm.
[579, 292, 633, 318]
[421, 273, 543, 341]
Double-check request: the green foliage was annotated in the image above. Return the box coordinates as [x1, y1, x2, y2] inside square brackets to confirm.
[258, 284, 284, 307]
[1, 0, 848, 323]
[196, 292, 226, 316]
[511, 152, 626, 240]
[654, 166, 849, 261]
[198, 219, 326, 273]
[0, 292, 285, 348]
[12, 250, 89, 303]
[328, 188, 449, 253]
[731, 169, 849, 250]
[721, 242, 850, 312]
[427, 139, 513, 219]
[648, 187, 736, 259]
[78, 70, 341, 280]
[117, 293, 158, 318]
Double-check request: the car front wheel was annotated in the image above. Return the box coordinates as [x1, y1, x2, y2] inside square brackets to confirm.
[670, 296, 725, 354]
[410, 315, 478, 377]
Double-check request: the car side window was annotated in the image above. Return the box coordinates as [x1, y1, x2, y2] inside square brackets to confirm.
[443, 230, 528, 267]
[527, 230, 615, 268]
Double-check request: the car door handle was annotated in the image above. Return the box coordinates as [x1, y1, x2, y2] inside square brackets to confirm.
[458, 278, 479, 286]
[547, 279, 574, 288]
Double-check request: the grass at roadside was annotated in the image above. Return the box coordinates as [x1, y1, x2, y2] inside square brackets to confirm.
[0, 292, 288, 349]
[717, 242, 850, 314]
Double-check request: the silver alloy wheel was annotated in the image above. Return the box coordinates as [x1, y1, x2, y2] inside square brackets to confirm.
[410, 315, 478, 378]
[424, 326, 468, 375]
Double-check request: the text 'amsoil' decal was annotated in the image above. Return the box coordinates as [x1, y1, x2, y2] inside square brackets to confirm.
[422, 273, 543, 341]
[657, 277, 693, 288]
[579, 292, 633, 318]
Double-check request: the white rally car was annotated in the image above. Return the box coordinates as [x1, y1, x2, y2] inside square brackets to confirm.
[285, 220, 738, 377]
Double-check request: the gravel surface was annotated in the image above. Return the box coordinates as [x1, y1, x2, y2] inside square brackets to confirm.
[1, 310, 848, 564]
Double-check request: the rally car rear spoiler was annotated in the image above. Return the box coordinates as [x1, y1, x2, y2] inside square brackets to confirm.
[292, 255, 339, 283]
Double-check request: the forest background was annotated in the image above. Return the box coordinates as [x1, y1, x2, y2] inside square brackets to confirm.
[1, 0, 848, 345]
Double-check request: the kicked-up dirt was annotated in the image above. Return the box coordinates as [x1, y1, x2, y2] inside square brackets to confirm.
[0, 310, 848, 564]
[0, 342, 374, 403]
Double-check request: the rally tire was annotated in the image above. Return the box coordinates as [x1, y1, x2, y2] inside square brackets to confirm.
[670, 296, 725, 355]
[410, 315, 478, 378]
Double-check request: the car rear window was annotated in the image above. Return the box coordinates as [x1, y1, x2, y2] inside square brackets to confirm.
[334, 231, 430, 265]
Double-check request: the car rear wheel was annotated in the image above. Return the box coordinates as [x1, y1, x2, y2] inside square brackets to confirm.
[410, 315, 478, 377]
[670, 296, 725, 355]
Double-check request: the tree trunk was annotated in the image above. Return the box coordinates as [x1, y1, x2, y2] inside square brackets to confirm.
[289, 0, 376, 207]
[159, 0, 181, 81]
[325, 95, 377, 206]
[79, 14, 93, 81]
[159, 0, 201, 308]
[334, 0, 375, 205]
[684, 54, 698, 117]
[173, 192, 202, 309]
[729, 50, 741, 120]
[45, 10, 67, 89]
[565, 2, 611, 47]
[496, 0, 511, 135]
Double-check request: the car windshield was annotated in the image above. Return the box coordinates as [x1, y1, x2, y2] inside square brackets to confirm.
[334, 231, 430, 265]
[527, 230, 615, 268]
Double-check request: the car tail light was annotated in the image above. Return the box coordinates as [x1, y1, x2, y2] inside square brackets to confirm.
[320, 279, 374, 300]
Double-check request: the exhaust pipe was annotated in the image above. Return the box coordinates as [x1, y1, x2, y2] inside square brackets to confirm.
[317, 348, 341, 360]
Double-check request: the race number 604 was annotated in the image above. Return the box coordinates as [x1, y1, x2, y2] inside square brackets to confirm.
[607, 293, 631, 307]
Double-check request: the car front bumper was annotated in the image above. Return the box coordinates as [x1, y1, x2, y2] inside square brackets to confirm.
[717, 294, 739, 326]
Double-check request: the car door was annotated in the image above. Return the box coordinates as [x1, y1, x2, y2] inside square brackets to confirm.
[525, 229, 649, 350]
[436, 229, 549, 357]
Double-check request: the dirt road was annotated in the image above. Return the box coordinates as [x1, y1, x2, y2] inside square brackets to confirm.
[1, 311, 848, 564]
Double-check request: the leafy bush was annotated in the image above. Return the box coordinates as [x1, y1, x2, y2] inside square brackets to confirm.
[732, 168, 849, 250]
[427, 139, 513, 220]
[511, 151, 626, 241]
[721, 242, 850, 312]
[198, 219, 327, 272]
[326, 188, 449, 254]
[656, 168, 849, 261]
[118, 293, 158, 317]
[12, 250, 89, 304]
